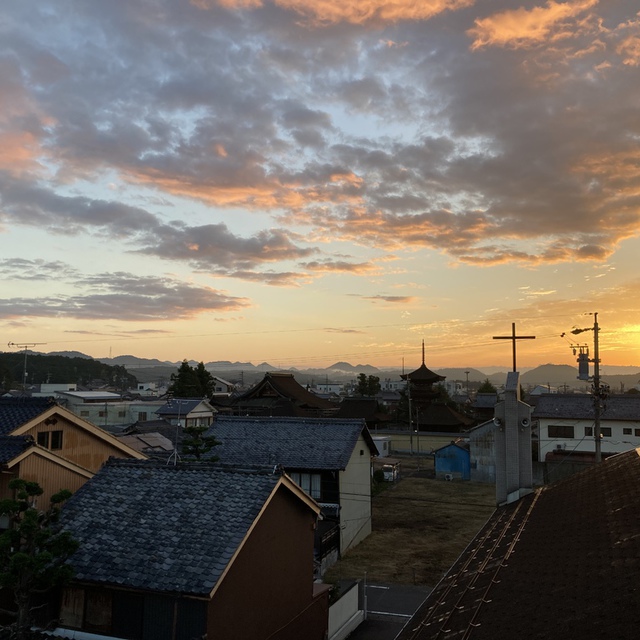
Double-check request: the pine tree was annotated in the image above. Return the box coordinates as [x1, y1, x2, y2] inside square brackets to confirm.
[0, 480, 78, 639]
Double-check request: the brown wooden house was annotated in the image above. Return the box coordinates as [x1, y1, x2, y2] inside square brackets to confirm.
[0, 397, 145, 506]
[55, 459, 329, 640]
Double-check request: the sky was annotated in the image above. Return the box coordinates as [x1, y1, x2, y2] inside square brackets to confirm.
[1, 0, 640, 371]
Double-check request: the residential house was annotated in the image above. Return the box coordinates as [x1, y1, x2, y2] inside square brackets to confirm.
[396, 447, 640, 639]
[207, 416, 378, 572]
[0, 397, 145, 506]
[155, 397, 216, 428]
[470, 392, 498, 423]
[55, 459, 329, 640]
[532, 393, 640, 462]
[229, 372, 337, 417]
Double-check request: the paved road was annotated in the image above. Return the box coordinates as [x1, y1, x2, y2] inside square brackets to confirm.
[346, 583, 431, 640]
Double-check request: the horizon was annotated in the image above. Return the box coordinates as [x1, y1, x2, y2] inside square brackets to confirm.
[2, 2, 640, 369]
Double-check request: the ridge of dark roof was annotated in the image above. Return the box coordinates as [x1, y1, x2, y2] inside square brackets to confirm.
[236, 373, 334, 410]
[399, 448, 640, 639]
[0, 397, 57, 435]
[207, 416, 376, 469]
[156, 398, 210, 415]
[61, 459, 284, 596]
[532, 393, 640, 420]
[0, 434, 33, 464]
[401, 363, 445, 383]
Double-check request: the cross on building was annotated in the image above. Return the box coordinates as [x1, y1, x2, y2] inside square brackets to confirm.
[493, 322, 536, 372]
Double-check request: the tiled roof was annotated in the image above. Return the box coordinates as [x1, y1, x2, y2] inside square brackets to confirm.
[0, 434, 33, 464]
[532, 393, 640, 420]
[0, 397, 56, 435]
[398, 448, 640, 640]
[207, 416, 376, 470]
[156, 398, 212, 416]
[60, 459, 283, 596]
[235, 373, 335, 411]
[401, 363, 445, 383]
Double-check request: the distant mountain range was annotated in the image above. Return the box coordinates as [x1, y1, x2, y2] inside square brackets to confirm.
[17, 351, 640, 389]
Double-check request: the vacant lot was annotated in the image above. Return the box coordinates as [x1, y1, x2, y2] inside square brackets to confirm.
[324, 457, 495, 587]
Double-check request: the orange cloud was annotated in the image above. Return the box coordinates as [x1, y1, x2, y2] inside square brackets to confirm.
[196, 0, 473, 25]
[468, 0, 599, 49]
[0, 132, 44, 176]
[617, 34, 640, 66]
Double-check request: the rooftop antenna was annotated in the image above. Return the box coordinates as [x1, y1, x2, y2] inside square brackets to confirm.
[7, 342, 47, 389]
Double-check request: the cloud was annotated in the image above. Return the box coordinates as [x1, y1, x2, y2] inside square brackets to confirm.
[0, 267, 250, 321]
[468, 0, 600, 50]
[358, 294, 417, 304]
[206, 1, 474, 26]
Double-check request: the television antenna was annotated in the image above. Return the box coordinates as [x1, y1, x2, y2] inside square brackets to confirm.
[7, 342, 47, 389]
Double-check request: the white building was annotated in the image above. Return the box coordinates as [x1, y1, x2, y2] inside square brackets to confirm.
[533, 394, 640, 462]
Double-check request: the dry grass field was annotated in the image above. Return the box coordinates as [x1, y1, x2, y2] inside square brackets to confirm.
[324, 456, 495, 587]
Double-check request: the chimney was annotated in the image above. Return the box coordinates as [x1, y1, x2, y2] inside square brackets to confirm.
[494, 372, 533, 506]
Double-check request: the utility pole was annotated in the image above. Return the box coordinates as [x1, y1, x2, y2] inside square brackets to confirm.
[569, 313, 604, 462]
[7, 342, 47, 390]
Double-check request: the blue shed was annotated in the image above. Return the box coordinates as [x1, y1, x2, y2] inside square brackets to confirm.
[434, 441, 470, 481]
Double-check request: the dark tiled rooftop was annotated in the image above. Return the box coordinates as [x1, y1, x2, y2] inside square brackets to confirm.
[60, 459, 282, 596]
[398, 448, 640, 640]
[533, 393, 640, 420]
[0, 434, 32, 464]
[0, 397, 56, 435]
[156, 398, 209, 416]
[207, 416, 374, 470]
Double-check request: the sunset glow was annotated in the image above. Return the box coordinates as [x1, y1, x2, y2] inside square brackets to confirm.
[2, 1, 640, 370]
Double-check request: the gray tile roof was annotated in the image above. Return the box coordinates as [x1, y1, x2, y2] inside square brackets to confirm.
[0, 434, 32, 464]
[207, 416, 375, 470]
[60, 459, 282, 596]
[532, 393, 640, 420]
[0, 397, 56, 435]
[398, 448, 640, 640]
[156, 398, 208, 416]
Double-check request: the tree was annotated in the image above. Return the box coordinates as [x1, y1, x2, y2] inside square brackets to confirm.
[477, 378, 497, 394]
[168, 360, 215, 398]
[0, 480, 78, 639]
[182, 424, 220, 460]
[356, 373, 381, 397]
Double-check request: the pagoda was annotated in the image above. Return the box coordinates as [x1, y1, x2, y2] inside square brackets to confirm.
[401, 340, 445, 407]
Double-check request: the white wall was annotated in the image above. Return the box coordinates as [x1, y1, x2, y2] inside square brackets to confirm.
[538, 418, 640, 461]
[339, 434, 373, 553]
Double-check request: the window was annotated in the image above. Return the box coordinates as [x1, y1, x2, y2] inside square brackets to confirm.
[118, 410, 126, 418]
[584, 426, 593, 437]
[138, 412, 147, 422]
[548, 425, 574, 439]
[623, 428, 632, 435]
[635, 428, 640, 437]
[98, 411, 106, 418]
[80, 410, 90, 417]
[37, 430, 63, 450]
[51, 430, 63, 450]
[289, 472, 322, 499]
[601, 427, 612, 437]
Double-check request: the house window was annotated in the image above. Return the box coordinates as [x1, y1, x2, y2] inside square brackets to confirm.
[548, 425, 574, 439]
[601, 427, 612, 437]
[635, 428, 640, 437]
[118, 410, 127, 418]
[138, 412, 147, 422]
[623, 428, 632, 435]
[289, 472, 322, 499]
[37, 430, 63, 450]
[80, 410, 90, 417]
[98, 411, 106, 418]
[51, 430, 63, 450]
[585, 427, 593, 437]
